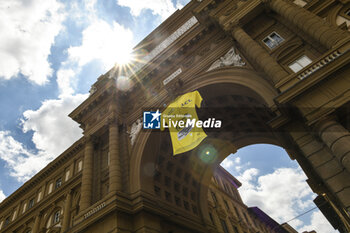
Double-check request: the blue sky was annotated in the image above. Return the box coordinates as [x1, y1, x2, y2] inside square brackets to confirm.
[0, 0, 336, 232]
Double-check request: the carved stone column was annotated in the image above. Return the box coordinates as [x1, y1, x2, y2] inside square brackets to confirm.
[80, 137, 94, 210]
[109, 119, 122, 193]
[231, 25, 289, 84]
[32, 213, 41, 233]
[266, 0, 349, 49]
[317, 119, 350, 174]
[62, 190, 73, 232]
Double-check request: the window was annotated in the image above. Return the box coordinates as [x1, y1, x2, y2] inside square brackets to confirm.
[224, 200, 230, 210]
[232, 225, 240, 233]
[78, 160, 83, 172]
[213, 176, 219, 185]
[223, 183, 229, 193]
[288, 55, 312, 73]
[175, 168, 182, 177]
[154, 186, 161, 196]
[182, 187, 188, 197]
[211, 191, 218, 204]
[55, 178, 62, 189]
[243, 212, 250, 224]
[175, 196, 181, 206]
[65, 170, 70, 181]
[192, 205, 198, 214]
[234, 207, 240, 219]
[154, 171, 161, 182]
[4, 217, 10, 227]
[28, 199, 34, 209]
[12, 210, 17, 221]
[37, 191, 42, 202]
[220, 219, 229, 233]
[164, 176, 171, 187]
[253, 218, 258, 228]
[191, 191, 196, 201]
[209, 212, 215, 225]
[53, 211, 60, 224]
[184, 201, 190, 210]
[263, 32, 284, 49]
[174, 182, 180, 192]
[22, 203, 27, 213]
[165, 191, 172, 202]
[48, 183, 53, 194]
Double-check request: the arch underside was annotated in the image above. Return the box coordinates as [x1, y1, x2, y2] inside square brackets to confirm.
[130, 67, 279, 192]
[130, 68, 289, 230]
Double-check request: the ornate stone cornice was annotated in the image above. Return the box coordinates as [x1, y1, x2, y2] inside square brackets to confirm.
[69, 78, 117, 126]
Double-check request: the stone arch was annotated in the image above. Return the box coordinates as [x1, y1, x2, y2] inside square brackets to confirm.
[42, 205, 63, 231]
[181, 67, 277, 107]
[130, 67, 278, 193]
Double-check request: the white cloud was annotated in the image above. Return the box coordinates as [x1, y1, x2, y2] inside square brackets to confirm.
[0, 94, 87, 182]
[221, 154, 241, 170]
[117, 0, 177, 20]
[237, 167, 315, 229]
[21, 94, 87, 157]
[67, 0, 97, 25]
[0, 130, 47, 181]
[66, 19, 133, 71]
[56, 68, 76, 97]
[56, 18, 134, 96]
[221, 158, 234, 169]
[0, 190, 6, 202]
[237, 168, 259, 188]
[299, 210, 338, 233]
[0, 0, 65, 84]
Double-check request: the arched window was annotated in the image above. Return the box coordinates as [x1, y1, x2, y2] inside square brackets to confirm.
[53, 210, 60, 224]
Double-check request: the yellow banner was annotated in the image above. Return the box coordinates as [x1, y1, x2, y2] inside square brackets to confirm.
[161, 91, 207, 155]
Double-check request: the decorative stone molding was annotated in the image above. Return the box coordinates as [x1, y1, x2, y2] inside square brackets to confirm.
[128, 118, 142, 146]
[207, 47, 245, 71]
[89, 84, 97, 95]
[298, 50, 343, 80]
[83, 202, 106, 219]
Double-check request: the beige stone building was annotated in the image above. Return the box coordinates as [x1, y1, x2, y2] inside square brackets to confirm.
[1, 0, 350, 232]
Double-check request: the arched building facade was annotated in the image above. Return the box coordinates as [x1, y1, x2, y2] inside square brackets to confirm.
[0, 0, 350, 232]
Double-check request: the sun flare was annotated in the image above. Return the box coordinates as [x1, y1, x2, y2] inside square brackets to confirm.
[115, 47, 133, 65]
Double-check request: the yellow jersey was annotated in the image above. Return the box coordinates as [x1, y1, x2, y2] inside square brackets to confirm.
[161, 91, 207, 155]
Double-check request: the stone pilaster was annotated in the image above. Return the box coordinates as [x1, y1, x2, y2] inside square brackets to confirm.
[62, 190, 73, 232]
[231, 25, 289, 84]
[109, 119, 122, 193]
[317, 119, 350, 175]
[289, 121, 350, 211]
[32, 213, 41, 233]
[266, 0, 349, 49]
[80, 137, 94, 210]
